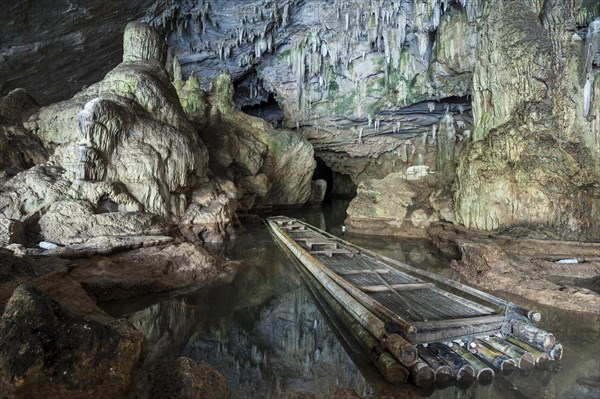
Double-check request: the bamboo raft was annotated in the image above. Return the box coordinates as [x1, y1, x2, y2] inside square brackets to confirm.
[267, 216, 563, 387]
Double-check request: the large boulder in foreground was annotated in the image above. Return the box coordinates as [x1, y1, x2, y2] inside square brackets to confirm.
[0, 281, 144, 398]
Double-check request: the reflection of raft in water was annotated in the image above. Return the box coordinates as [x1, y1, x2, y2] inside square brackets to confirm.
[266, 216, 563, 387]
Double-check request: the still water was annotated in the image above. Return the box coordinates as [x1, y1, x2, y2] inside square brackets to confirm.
[104, 203, 600, 399]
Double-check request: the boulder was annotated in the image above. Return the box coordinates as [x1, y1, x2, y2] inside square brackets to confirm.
[345, 172, 439, 237]
[179, 180, 238, 244]
[0, 164, 71, 224]
[0, 281, 144, 399]
[69, 243, 225, 301]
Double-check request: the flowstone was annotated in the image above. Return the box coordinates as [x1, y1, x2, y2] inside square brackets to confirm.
[0, 22, 217, 247]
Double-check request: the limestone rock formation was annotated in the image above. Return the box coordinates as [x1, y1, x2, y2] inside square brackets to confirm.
[1, 22, 224, 248]
[26, 22, 208, 222]
[38, 199, 167, 246]
[345, 172, 438, 237]
[455, 2, 600, 240]
[179, 180, 238, 244]
[0, 282, 144, 399]
[196, 72, 316, 209]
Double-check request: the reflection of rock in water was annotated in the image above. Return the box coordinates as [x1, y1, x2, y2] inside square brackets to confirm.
[183, 288, 372, 398]
[128, 226, 372, 398]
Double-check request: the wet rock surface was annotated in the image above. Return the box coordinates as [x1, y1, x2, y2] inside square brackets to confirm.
[428, 223, 600, 315]
[0, 242, 231, 399]
[70, 242, 227, 302]
[0, 282, 144, 399]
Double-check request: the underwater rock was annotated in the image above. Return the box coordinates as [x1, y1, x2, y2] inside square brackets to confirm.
[148, 357, 231, 399]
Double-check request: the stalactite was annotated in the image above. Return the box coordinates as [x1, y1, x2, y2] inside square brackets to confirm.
[584, 76, 592, 117]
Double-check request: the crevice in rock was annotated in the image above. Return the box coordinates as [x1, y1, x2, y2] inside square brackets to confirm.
[241, 92, 285, 128]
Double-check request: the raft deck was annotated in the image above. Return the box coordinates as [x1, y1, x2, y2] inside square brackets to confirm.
[268, 216, 506, 344]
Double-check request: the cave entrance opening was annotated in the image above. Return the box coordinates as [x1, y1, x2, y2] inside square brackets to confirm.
[312, 158, 357, 201]
[241, 93, 285, 128]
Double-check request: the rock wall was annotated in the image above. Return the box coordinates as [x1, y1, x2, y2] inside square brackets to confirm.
[455, 1, 600, 240]
[0, 0, 154, 105]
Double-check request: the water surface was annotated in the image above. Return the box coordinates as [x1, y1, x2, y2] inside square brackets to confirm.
[105, 204, 600, 398]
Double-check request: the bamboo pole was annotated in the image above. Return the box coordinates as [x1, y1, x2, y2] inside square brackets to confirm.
[504, 336, 551, 368]
[483, 337, 535, 370]
[294, 253, 409, 384]
[508, 321, 555, 351]
[417, 345, 454, 383]
[268, 220, 418, 367]
[292, 217, 541, 322]
[428, 343, 475, 384]
[548, 343, 563, 361]
[472, 339, 516, 375]
[449, 343, 495, 382]
[409, 358, 435, 387]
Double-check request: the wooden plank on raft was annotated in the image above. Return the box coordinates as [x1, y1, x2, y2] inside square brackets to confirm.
[310, 249, 355, 257]
[414, 315, 505, 330]
[337, 269, 391, 275]
[359, 283, 434, 293]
